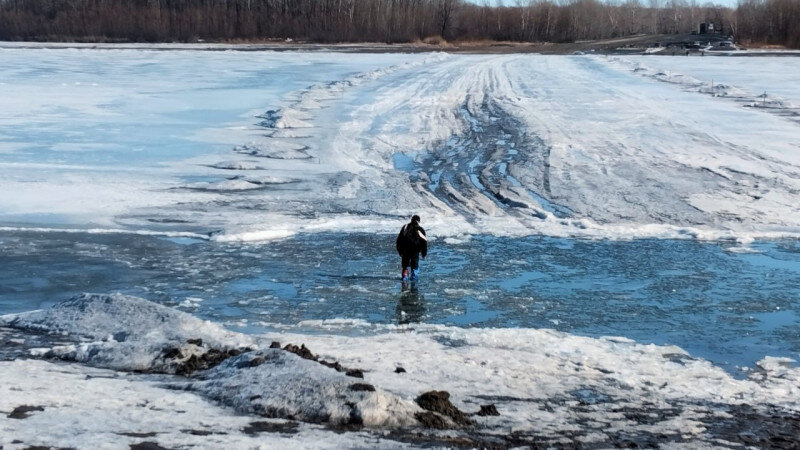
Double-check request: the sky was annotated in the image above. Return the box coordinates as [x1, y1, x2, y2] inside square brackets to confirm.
[485, 0, 740, 7]
[693, 0, 738, 6]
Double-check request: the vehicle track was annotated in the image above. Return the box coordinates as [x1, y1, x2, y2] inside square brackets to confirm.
[413, 93, 571, 226]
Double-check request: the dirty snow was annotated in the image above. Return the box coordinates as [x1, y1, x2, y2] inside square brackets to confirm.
[2, 293, 798, 447]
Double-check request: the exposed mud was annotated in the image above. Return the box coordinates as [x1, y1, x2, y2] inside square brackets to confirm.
[415, 390, 473, 427]
[7, 405, 44, 420]
[160, 341, 246, 375]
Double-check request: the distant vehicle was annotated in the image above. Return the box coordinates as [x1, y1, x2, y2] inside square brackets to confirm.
[699, 22, 716, 34]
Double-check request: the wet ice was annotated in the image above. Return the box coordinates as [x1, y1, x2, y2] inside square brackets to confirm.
[2, 231, 799, 375]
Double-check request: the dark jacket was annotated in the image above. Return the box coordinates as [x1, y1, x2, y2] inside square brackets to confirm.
[396, 222, 427, 258]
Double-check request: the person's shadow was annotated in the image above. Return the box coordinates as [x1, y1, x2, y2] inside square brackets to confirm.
[397, 283, 426, 324]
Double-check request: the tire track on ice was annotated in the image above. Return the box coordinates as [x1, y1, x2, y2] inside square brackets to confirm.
[409, 62, 573, 226]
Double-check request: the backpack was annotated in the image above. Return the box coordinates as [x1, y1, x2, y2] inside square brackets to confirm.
[403, 223, 420, 246]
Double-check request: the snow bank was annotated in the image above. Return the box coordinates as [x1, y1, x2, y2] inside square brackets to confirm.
[282, 321, 800, 408]
[192, 350, 420, 427]
[271, 321, 800, 442]
[3, 293, 239, 345]
[0, 359, 404, 450]
[2, 293, 250, 372]
[0, 293, 421, 427]
[3, 293, 799, 445]
[256, 52, 450, 133]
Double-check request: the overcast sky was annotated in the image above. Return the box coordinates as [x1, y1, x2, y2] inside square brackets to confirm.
[693, 0, 738, 6]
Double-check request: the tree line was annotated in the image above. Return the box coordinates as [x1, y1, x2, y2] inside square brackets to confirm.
[0, 0, 796, 48]
[735, 0, 799, 48]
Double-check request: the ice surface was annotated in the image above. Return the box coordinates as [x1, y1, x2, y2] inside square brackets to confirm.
[2, 50, 800, 242]
[612, 55, 800, 106]
[0, 47, 428, 229]
[196, 53, 800, 242]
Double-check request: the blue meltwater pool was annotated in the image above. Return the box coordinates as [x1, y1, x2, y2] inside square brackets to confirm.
[1, 230, 798, 376]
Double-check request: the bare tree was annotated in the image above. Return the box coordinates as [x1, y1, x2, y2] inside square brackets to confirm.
[0, 0, 794, 48]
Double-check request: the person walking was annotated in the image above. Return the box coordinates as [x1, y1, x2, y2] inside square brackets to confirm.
[396, 215, 427, 281]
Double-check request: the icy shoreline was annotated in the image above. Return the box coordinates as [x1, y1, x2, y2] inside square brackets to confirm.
[3, 41, 800, 56]
[2, 293, 799, 448]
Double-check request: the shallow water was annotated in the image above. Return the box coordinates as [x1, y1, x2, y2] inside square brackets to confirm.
[1, 230, 798, 374]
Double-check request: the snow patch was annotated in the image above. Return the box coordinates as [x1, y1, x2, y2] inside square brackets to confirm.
[192, 350, 421, 426]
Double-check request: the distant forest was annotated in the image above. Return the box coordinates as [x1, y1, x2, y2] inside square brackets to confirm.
[0, 0, 797, 48]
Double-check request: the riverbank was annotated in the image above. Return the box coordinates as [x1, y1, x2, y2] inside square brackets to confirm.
[2, 38, 798, 55]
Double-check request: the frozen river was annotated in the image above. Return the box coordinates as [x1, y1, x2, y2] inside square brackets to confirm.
[2, 46, 800, 448]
